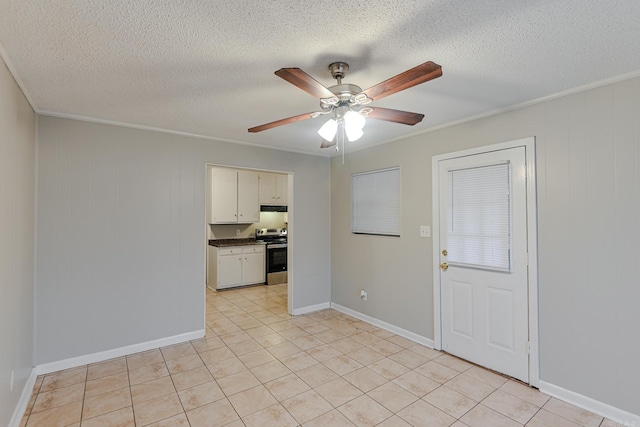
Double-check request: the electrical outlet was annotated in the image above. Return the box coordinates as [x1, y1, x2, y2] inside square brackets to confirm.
[10, 370, 14, 391]
[360, 289, 367, 301]
[236, 229, 241, 236]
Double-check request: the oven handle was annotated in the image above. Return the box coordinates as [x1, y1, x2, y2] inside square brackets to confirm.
[266, 243, 288, 249]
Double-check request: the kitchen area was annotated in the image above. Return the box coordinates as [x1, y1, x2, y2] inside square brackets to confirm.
[206, 165, 289, 291]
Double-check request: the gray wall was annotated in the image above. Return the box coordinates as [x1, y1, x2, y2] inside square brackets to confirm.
[331, 77, 640, 415]
[35, 116, 331, 365]
[0, 57, 36, 424]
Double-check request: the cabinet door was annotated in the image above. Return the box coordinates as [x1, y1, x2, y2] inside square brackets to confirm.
[237, 171, 260, 223]
[210, 168, 238, 223]
[243, 251, 265, 285]
[217, 254, 243, 289]
[276, 174, 288, 205]
[259, 173, 277, 204]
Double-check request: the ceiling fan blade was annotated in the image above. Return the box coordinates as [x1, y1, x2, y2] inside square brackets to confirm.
[248, 112, 316, 133]
[320, 138, 336, 148]
[366, 107, 425, 125]
[362, 61, 442, 102]
[275, 68, 336, 99]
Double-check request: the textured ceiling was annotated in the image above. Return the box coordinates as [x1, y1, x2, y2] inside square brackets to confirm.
[2, 0, 640, 156]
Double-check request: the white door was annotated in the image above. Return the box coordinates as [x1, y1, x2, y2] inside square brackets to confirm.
[438, 146, 529, 382]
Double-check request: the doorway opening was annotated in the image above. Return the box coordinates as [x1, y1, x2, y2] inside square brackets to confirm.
[204, 164, 293, 319]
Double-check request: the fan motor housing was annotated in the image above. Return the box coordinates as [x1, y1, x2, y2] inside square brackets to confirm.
[329, 83, 362, 101]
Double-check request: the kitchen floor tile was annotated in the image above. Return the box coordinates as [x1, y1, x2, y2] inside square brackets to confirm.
[392, 370, 441, 397]
[314, 377, 364, 407]
[423, 385, 478, 419]
[264, 373, 311, 401]
[177, 379, 225, 411]
[499, 380, 550, 407]
[31, 382, 85, 413]
[250, 359, 291, 383]
[227, 384, 278, 417]
[415, 360, 460, 384]
[25, 401, 82, 427]
[367, 381, 418, 413]
[282, 389, 333, 424]
[302, 409, 357, 427]
[397, 399, 457, 427]
[130, 375, 176, 406]
[216, 369, 260, 396]
[87, 357, 127, 381]
[84, 370, 129, 399]
[543, 397, 604, 427]
[459, 404, 522, 427]
[337, 394, 394, 426]
[481, 389, 538, 424]
[242, 403, 299, 427]
[185, 398, 239, 427]
[82, 387, 131, 420]
[295, 363, 339, 388]
[445, 373, 496, 402]
[170, 366, 213, 391]
[79, 406, 134, 427]
[127, 349, 164, 371]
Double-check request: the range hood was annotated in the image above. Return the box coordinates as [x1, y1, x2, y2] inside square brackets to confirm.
[260, 205, 288, 212]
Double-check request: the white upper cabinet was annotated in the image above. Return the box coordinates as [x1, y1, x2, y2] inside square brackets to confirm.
[208, 167, 260, 224]
[259, 173, 288, 205]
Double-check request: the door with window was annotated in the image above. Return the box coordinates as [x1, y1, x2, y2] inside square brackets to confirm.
[438, 146, 529, 382]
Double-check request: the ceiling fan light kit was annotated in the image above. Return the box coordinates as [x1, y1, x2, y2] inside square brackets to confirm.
[249, 60, 442, 149]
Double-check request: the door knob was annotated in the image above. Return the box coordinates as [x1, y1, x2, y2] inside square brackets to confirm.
[440, 262, 449, 271]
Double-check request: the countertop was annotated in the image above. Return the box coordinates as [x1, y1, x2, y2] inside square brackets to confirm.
[208, 238, 265, 247]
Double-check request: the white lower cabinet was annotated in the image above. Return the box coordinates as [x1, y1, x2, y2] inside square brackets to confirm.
[208, 245, 265, 290]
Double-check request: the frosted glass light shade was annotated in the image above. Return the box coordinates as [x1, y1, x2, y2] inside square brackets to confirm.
[344, 110, 365, 141]
[345, 126, 364, 141]
[344, 110, 366, 129]
[317, 119, 338, 141]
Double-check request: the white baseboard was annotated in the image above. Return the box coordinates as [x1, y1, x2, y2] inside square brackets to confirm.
[539, 381, 640, 427]
[292, 302, 331, 316]
[8, 368, 37, 427]
[330, 303, 435, 348]
[35, 329, 205, 375]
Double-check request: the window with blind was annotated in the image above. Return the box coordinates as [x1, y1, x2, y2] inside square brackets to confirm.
[351, 167, 400, 236]
[447, 162, 511, 271]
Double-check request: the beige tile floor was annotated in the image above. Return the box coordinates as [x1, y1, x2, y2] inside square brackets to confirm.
[20, 283, 624, 426]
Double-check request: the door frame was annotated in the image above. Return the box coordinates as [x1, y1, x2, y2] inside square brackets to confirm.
[431, 137, 539, 387]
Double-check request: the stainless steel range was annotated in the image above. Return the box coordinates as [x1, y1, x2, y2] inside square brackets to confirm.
[255, 228, 287, 285]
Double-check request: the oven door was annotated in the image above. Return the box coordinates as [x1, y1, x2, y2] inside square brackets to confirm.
[266, 244, 287, 284]
[266, 245, 287, 273]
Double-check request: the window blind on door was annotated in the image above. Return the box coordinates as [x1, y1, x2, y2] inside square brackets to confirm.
[352, 167, 400, 236]
[447, 162, 511, 271]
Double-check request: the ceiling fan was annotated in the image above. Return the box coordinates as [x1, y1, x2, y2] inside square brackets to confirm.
[248, 60, 442, 148]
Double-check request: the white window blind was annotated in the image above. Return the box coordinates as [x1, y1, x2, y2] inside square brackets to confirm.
[447, 162, 511, 271]
[352, 167, 400, 236]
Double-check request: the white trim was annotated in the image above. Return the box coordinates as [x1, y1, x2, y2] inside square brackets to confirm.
[0, 40, 37, 111]
[343, 69, 640, 156]
[8, 368, 37, 427]
[330, 303, 435, 348]
[539, 381, 640, 427]
[292, 302, 330, 316]
[432, 137, 539, 386]
[38, 111, 330, 158]
[35, 329, 205, 375]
